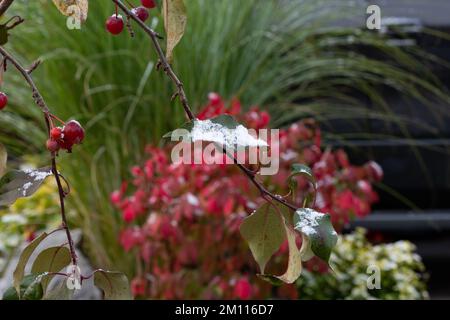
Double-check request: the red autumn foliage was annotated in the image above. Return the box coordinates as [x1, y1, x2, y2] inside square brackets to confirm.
[112, 94, 382, 299]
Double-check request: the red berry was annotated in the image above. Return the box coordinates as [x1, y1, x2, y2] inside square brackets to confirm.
[58, 138, 74, 153]
[46, 139, 60, 152]
[106, 14, 124, 35]
[63, 120, 85, 145]
[0, 92, 8, 110]
[141, 0, 156, 9]
[50, 127, 63, 140]
[132, 6, 149, 22]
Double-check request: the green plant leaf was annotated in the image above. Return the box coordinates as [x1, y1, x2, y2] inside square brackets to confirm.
[163, 114, 268, 150]
[94, 270, 132, 300]
[163, 0, 187, 63]
[3, 274, 44, 300]
[22, 276, 44, 300]
[288, 164, 316, 206]
[0, 142, 6, 177]
[13, 232, 48, 295]
[255, 209, 303, 284]
[0, 25, 8, 45]
[2, 286, 19, 300]
[240, 203, 285, 274]
[31, 246, 71, 292]
[43, 281, 75, 300]
[294, 208, 338, 264]
[0, 167, 52, 206]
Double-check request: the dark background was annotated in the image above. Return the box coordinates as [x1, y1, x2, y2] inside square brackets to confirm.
[329, 0, 450, 299]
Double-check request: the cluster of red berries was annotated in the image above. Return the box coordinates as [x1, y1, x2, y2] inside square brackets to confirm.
[0, 92, 8, 110]
[46, 120, 85, 153]
[106, 0, 156, 35]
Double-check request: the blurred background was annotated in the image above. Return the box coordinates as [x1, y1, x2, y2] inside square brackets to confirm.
[0, 0, 449, 299]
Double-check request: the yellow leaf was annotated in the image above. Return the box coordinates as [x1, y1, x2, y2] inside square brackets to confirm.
[52, 0, 88, 22]
[163, 0, 187, 63]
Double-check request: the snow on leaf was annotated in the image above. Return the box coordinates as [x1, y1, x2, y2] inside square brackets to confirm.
[0, 167, 52, 206]
[165, 115, 268, 150]
[294, 208, 338, 264]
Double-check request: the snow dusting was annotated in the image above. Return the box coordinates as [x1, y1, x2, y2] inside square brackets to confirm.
[22, 182, 33, 196]
[190, 119, 268, 149]
[23, 168, 52, 181]
[295, 209, 324, 237]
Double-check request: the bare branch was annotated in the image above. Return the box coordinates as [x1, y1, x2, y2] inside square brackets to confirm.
[0, 0, 14, 17]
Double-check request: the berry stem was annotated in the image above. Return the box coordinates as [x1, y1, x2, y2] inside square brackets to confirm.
[112, 0, 298, 212]
[49, 113, 66, 125]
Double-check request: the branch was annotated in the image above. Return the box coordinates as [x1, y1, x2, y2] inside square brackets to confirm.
[0, 0, 14, 17]
[0, 46, 78, 266]
[113, 0, 297, 212]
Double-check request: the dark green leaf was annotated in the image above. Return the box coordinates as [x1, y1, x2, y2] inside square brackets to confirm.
[2, 286, 19, 300]
[294, 208, 338, 264]
[240, 203, 285, 274]
[13, 232, 48, 295]
[0, 167, 52, 206]
[94, 270, 132, 300]
[3, 274, 44, 300]
[22, 277, 44, 300]
[31, 246, 71, 291]
[0, 25, 8, 45]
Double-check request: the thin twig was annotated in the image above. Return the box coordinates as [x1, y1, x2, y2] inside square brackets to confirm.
[113, 0, 297, 212]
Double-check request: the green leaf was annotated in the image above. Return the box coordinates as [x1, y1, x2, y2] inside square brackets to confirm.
[94, 270, 132, 300]
[13, 232, 48, 295]
[3, 274, 44, 300]
[0, 25, 8, 45]
[22, 276, 44, 300]
[287, 164, 316, 206]
[0, 142, 6, 177]
[240, 203, 285, 274]
[0, 167, 53, 206]
[294, 208, 338, 264]
[2, 286, 19, 300]
[31, 246, 71, 292]
[43, 281, 75, 300]
[163, 0, 187, 63]
[163, 114, 267, 150]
